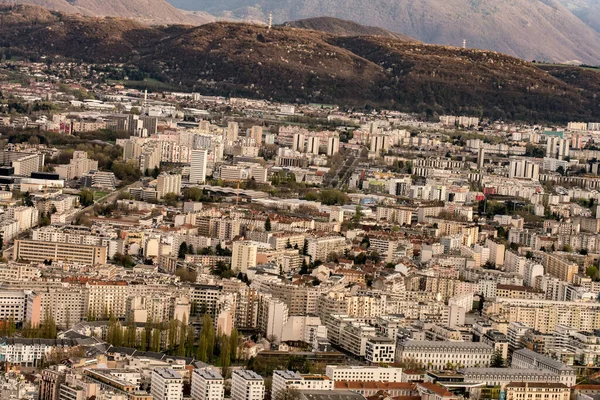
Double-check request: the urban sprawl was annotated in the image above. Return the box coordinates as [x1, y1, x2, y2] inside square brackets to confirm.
[0, 59, 599, 400]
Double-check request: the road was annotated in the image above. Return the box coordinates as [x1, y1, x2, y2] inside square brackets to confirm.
[66, 181, 142, 224]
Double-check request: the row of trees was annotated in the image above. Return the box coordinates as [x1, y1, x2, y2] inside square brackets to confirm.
[103, 313, 241, 376]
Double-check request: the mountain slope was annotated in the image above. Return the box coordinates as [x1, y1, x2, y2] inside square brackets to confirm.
[167, 0, 600, 65]
[0, 0, 214, 24]
[283, 17, 416, 41]
[1, 5, 599, 123]
[558, 0, 600, 35]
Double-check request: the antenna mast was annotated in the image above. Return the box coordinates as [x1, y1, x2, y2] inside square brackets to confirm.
[462, 39, 467, 49]
[268, 12, 272, 30]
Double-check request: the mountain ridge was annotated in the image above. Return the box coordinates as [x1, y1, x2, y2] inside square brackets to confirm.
[166, 0, 600, 65]
[0, 0, 214, 24]
[0, 5, 598, 123]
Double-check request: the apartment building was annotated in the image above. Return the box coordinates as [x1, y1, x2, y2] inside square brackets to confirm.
[231, 370, 264, 400]
[151, 369, 183, 400]
[544, 253, 578, 283]
[511, 349, 576, 386]
[232, 241, 257, 273]
[306, 236, 347, 263]
[55, 151, 98, 180]
[0, 290, 39, 325]
[157, 173, 182, 199]
[0, 338, 77, 366]
[396, 341, 494, 369]
[191, 369, 224, 400]
[505, 382, 569, 400]
[461, 368, 561, 389]
[272, 371, 332, 399]
[13, 240, 107, 265]
[365, 337, 396, 364]
[325, 366, 403, 383]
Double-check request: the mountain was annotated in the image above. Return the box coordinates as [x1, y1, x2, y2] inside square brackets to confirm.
[283, 17, 416, 40]
[1, 5, 599, 123]
[0, 0, 214, 24]
[167, 0, 600, 65]
[558, 0, 600, 35]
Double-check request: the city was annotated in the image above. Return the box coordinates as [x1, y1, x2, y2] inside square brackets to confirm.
[0, 6, 600, 400]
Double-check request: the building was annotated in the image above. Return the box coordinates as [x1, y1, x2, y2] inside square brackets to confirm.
[505, 382, 569, 400]
[307, 137, 320, 155]
[39, 366, 67, 400]
[13, 240, 107, 265]
[157, 173, 182, 199]
[461, 368, 561, 389]
[191, 369, 224, 400]
[0, 339, 77, 366]
[365, 337, 396, 364]
[190, 149, 208, 184]
[55, 151, 99, 180]
[231, 370, 264, 400]
[306, 236, 347, 263]
[227, 122, 239, 142]
[151, 369, 183, 400]
[293, 133, 306, 152]
[325, 366, 403, 383]
[232, 241, 258, 273]
[327, 136, 340, 157]
[396, 341, 494, 370]
[545, 254, 578, 283]
[511, 349, 576, 386]
[272, 371, 333, 399]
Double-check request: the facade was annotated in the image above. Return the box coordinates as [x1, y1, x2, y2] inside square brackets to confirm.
[151, 369, 183, 400]
[231, 370, 264, 400]
[365, 337, 396, 364]
[190, 149, 208, 184]
[396, 341, 494, 369]
[157, 173, 182, 199]
[505, 382, 569, 400]
[511, 349, 576, 387]
[325, 366, 403, 383]
[191, 369, 224, 400]
[13, 240, 107, 265]
[232, 241, 258, 273]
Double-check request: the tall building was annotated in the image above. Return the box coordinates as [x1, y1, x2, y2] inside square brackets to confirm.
[477, 148, 485, 170]
[231, 370, 264, 400]
[157, 173, 182, 199]
[307, 136, 320, 155]
[227, 122, 239, 142]
[190, 150, 208, 184]
[370, 135, 390, 155]
[151, 369, 183, 400]
[191, 369, 224, 400]
[292, 133, 305, 152]
[249, 126, 263, 147]
[545, 254, 578, 283]
[232, 241, 258, 273]
[39, 366, 67, 400]
[13, 240, 108, 265]
[327, 136, 340, 156]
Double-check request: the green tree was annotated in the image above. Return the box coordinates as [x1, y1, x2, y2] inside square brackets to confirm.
[220, 338, 231, 378]
[79, 189, 95, 207]
[587, 265, 600, 281]
[230, 328, 239, 362]
[178, 242, 188, 259]
[265, 217, 272, 232]
[152, 166, 160, 179]
[163, 193, 178, 207]
[491, 350, 505, 367]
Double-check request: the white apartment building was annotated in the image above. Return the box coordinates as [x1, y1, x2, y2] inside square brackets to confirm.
[151, 369, 183, 400]
[461, 368, 561, 390]
[232, 241, 257, 273]
[365, 337, 396, 364]
[190, 149, 208, 184]
[307, 136, 320, 155]
[231, 370, 264, 400]
[306, 236, 347, 263]
[325, 366, 403, 383]
[0, 338, 77, 366]
[327, 136, 340, 156]
[396, 341, 494, 369]
[191, 369, 224, 400]
[157, 173, 182, 199]
[272, 371, 332, 399]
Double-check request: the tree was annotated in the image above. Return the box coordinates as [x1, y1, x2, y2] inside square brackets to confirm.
[265, 217, 272, 232]
[152, 166, 160, 179]
[79, 189, 94, 207]
[491, 350, 505, 368]
[196, 314, 215, 362]
[587, 265, 600, 281]
[219, 337, 231, 378]
[178, 242, 188, 259]
[163, 193, 178, 207]
[230, 328, 239, 362]
[353, 204, 363, 224]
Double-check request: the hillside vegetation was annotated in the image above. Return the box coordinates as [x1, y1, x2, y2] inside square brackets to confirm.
[1, 5, 599, 122]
